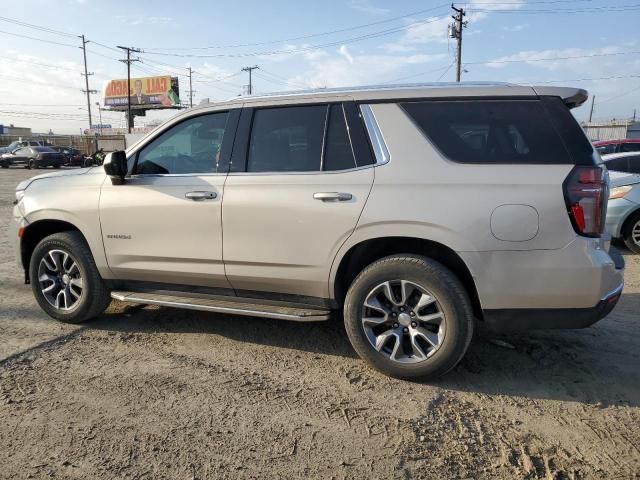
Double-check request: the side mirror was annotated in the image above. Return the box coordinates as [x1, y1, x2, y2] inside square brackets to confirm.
[104, 151, 128, 185]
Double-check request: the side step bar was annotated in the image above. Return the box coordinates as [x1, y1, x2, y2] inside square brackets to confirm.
[111, 291, 331, 322]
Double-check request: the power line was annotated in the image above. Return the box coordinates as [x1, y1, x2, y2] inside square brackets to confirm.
[140, 4, 450, 51]
[0, 28, 78, 47]
[596, 85, 640, 105]
[0, 15, 76, 38]
[140, 14, 450, 59]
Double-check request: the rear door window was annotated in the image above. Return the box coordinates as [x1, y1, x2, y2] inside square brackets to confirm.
[620, 142, 640, 152]
[626, 154, 640, 174]
[247, 105, 326, 172]
[401, 99, 590, 165]
[605, 157, 630, 173]
[246, 104, 357, 173]
[323, 105, 356, 171]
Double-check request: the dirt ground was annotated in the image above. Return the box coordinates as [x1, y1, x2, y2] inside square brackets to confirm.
[0, 167, 638, 480]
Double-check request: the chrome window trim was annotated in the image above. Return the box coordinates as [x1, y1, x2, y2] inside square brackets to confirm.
[359, 104, 390, 165]
[226, 164, 375, 176]
[126, 172, 228, 179]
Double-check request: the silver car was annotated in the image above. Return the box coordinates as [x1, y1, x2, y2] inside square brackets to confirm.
[606, 169, 640, 253]
[11, 83, 625, 379]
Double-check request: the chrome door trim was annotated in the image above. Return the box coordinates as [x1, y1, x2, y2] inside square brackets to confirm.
[360, 104, 390, 165]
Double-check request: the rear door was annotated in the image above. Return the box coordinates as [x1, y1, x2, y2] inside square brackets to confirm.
[222, 102, 375, 299]
[100, 109, 239, 289]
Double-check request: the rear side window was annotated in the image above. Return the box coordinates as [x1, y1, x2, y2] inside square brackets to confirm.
[401, 99, 591, 165]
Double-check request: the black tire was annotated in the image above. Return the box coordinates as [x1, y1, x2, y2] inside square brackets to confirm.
[29, 231, 111, 323]
[622, 211, 640, 254]
[343, 255, 474, 380]
[53, 164, 61, 169]
[1, 164, 8, 169]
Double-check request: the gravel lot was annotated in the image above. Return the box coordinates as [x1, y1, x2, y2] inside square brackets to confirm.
[1, 168, 639, 479]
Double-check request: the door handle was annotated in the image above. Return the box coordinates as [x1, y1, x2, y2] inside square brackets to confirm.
[185, 191, 217, 201]
[313, 192, 353, 202]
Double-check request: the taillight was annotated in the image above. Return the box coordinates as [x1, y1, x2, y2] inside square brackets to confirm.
[563, 166, 608, 237]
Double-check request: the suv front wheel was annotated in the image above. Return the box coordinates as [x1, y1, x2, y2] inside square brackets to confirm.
[344, 255, 474, 380]
[29, 231, 111, 323]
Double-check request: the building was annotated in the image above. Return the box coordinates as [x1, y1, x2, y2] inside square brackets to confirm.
[582, 120, 640, 141]
[0, 124, 33, 137]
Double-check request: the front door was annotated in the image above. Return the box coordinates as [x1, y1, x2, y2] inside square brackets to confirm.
[223, 103, 375, 299]
[100, 109, 237, 289]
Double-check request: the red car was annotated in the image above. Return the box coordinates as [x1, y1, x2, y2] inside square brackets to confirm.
[593, 139, 640, 155]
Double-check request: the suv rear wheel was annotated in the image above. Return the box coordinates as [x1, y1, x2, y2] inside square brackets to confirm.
[622, 211, 640, 254]
[29, 231, 111, 323]
[344, 255, 474, 380]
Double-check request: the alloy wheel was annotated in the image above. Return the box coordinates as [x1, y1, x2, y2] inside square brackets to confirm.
[361, 280, 446, 364]
[632, 219, 640, 247]
[37, 249, 84, 311]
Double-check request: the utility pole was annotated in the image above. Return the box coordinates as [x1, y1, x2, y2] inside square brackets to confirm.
[79, 35, 97, 129]
[449, 5, 467, 82]
[117, 46, 141, 133]
[589, 95, 596, 123]
[95, 102, 103, 135]
[187, 67, 194, 108]
[242, 65, 259, 95]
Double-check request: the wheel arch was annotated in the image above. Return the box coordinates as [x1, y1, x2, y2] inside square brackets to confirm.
[621, 207, 640, 237]
[332, 236, 483, 320]
[21, 219, 88, 283]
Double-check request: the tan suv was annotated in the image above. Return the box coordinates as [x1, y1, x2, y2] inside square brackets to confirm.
[12, 83, 625, 379]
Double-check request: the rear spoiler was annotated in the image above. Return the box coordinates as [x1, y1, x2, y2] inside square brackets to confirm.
[532, 86, 589, 109]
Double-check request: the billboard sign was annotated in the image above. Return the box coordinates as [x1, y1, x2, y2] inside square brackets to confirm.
[104, 76, 180, 109]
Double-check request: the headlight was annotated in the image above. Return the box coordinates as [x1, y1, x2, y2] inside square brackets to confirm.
[14, 189, 24, 204]
[609, 185, 633, 200]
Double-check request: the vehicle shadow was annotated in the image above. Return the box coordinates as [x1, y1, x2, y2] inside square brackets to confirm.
[84, 290, 640, 407]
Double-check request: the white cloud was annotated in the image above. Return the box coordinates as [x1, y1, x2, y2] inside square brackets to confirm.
[484, 46, 629, 71]
[348, 0, 390, 16]
[285, 46, 447, 89]
[502, 24, 528, 32]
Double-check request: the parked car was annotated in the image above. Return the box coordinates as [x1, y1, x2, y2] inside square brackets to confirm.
[606, 171, 640, 253]
[51, 146, 84, 167]
[594, 139, 640, 155]
[12, 83, 624, 380]
[600, 151, 640, 174]
[0, 140, 42, 155]
[1, 146, 64, 169]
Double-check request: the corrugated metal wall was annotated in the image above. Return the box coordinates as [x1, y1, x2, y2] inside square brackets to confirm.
[582, 122, 629, 141]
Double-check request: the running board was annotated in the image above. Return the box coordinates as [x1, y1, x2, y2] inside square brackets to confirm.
[110, 291, 331, 322]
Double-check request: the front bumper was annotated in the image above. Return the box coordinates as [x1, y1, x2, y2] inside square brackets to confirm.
[606, 197, 639, 238]
[11, 204, 27, 271]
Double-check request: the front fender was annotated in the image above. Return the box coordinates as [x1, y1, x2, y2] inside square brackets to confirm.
[20, 172, 112, 279]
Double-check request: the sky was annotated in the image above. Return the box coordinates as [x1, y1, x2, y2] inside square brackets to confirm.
[0, 0, 639, 134]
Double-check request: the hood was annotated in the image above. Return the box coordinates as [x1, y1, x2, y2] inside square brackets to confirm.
[609, 171, 640, 188]
[16, 166, 99, 191]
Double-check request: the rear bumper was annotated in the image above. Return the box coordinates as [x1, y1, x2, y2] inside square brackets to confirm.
[480, 247, 624, 332]
[460, 236, 624, 310]
[482, 283, 623, 332]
